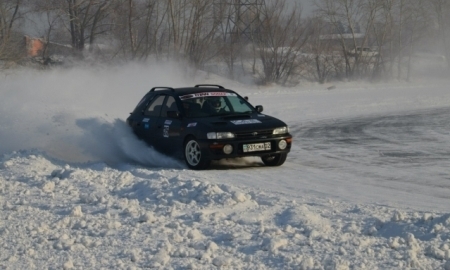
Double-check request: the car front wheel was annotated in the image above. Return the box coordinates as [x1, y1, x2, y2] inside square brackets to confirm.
[261, 153, 287, 166]
[184, 137, 210, 170]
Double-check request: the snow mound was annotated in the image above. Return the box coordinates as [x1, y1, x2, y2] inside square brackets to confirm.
[1, 152, 449, 269]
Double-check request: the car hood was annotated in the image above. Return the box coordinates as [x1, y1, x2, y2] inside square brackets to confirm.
[197, 113, 287, 132]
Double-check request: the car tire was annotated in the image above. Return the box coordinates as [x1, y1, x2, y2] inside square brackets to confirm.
[261, 153, 287, 166]
[184, 137, 210, 170]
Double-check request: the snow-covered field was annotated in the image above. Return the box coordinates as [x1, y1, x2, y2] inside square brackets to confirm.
[1, 64, 450, 269]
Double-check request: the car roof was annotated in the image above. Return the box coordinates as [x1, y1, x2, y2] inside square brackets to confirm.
[147, 85, 237, 97]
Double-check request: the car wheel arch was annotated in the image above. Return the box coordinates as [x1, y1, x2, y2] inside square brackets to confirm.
[183, 134, 196, 144]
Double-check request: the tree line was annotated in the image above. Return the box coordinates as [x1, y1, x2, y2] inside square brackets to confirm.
[1, 0, 449, 84]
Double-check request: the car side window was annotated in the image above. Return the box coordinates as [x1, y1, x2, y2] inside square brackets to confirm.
[161, 96, 179, 118]
[145, 95, 165, 117]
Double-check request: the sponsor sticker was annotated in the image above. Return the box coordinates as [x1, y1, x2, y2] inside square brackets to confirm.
[163, 125, 169, 138]
[187, 122, 197, 127]
[164, 120, 172, 125]
[230, 119, 262, 125]
[143, 118, 150, 123]
[257, 114, 266, 117]
[144, 124, 150, 129]
[180, 92, 237, 100]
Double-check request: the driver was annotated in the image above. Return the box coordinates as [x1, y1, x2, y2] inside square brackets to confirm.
[207, 97, 223, 113]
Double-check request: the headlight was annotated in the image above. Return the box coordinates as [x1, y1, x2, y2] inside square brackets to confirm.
[207, 132, 235, 140]
[273, 126, 289, 135]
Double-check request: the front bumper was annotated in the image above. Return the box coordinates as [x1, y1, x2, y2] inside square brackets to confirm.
[198, 135, 292, 160]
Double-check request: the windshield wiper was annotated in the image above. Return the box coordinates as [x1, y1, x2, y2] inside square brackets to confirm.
[240, 111, 253, 114]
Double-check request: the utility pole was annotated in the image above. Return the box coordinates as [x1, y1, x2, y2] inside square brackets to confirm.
[215, 0, 267, 43]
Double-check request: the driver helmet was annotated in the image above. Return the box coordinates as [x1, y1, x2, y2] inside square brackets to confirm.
[209, 97, 222, 111]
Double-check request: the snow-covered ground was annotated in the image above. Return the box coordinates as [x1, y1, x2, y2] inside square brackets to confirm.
[1, 64, 450, 269]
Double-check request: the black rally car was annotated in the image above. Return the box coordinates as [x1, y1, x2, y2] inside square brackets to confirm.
[126, 85, 292, 169]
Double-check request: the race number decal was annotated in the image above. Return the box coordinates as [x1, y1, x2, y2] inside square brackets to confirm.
[163, 125, 169, 138]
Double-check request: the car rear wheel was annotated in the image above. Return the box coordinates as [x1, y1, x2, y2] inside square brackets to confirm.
[261, 153, 287, 166]
[184, 137, 210, 170]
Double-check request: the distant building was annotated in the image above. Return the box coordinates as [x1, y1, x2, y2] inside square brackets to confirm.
[24, 36, 45, 57]
[23, 36, 74, 60]
[317, 21, 374, 51]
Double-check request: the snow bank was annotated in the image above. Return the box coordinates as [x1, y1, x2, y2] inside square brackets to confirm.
[1, 152, 449, 269]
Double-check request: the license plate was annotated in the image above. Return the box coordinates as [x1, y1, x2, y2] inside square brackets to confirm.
[243, 142, 271, 153]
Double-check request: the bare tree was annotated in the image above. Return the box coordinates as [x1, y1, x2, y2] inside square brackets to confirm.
[111, 0, 167, 60]
[214, 0, 244, 79]
[255, 0, 310, 85]
[314, 0, 381, 80]
[167, 0, 186, 58]
[403, 0, 431, 81]
[303, 16, 344, 83]
[383, 0, 432, 81]
[0, 0, 24, 62]
[60, 0, 111, 52]
[163, 0, 220, 67]
[393, 0, 406, 79]
[27, 0, 65, 60]
[368, 0, 395, 80]
[430, 0, 450, 70]
[184, 0, 219, 67]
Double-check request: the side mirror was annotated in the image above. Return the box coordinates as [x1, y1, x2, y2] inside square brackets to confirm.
[255, 105, 263, 113]
[167, 111, 181, 119]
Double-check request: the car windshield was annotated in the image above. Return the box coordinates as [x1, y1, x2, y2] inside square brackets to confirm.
[180, 92, 254, 118]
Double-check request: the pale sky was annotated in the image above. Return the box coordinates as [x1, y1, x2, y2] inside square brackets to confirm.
[286, 0, 316, 16]
[300, 0, 315, 15]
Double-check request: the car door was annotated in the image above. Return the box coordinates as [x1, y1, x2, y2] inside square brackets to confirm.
[138, 95, 166, 146]
[155, 96, 183, 155]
